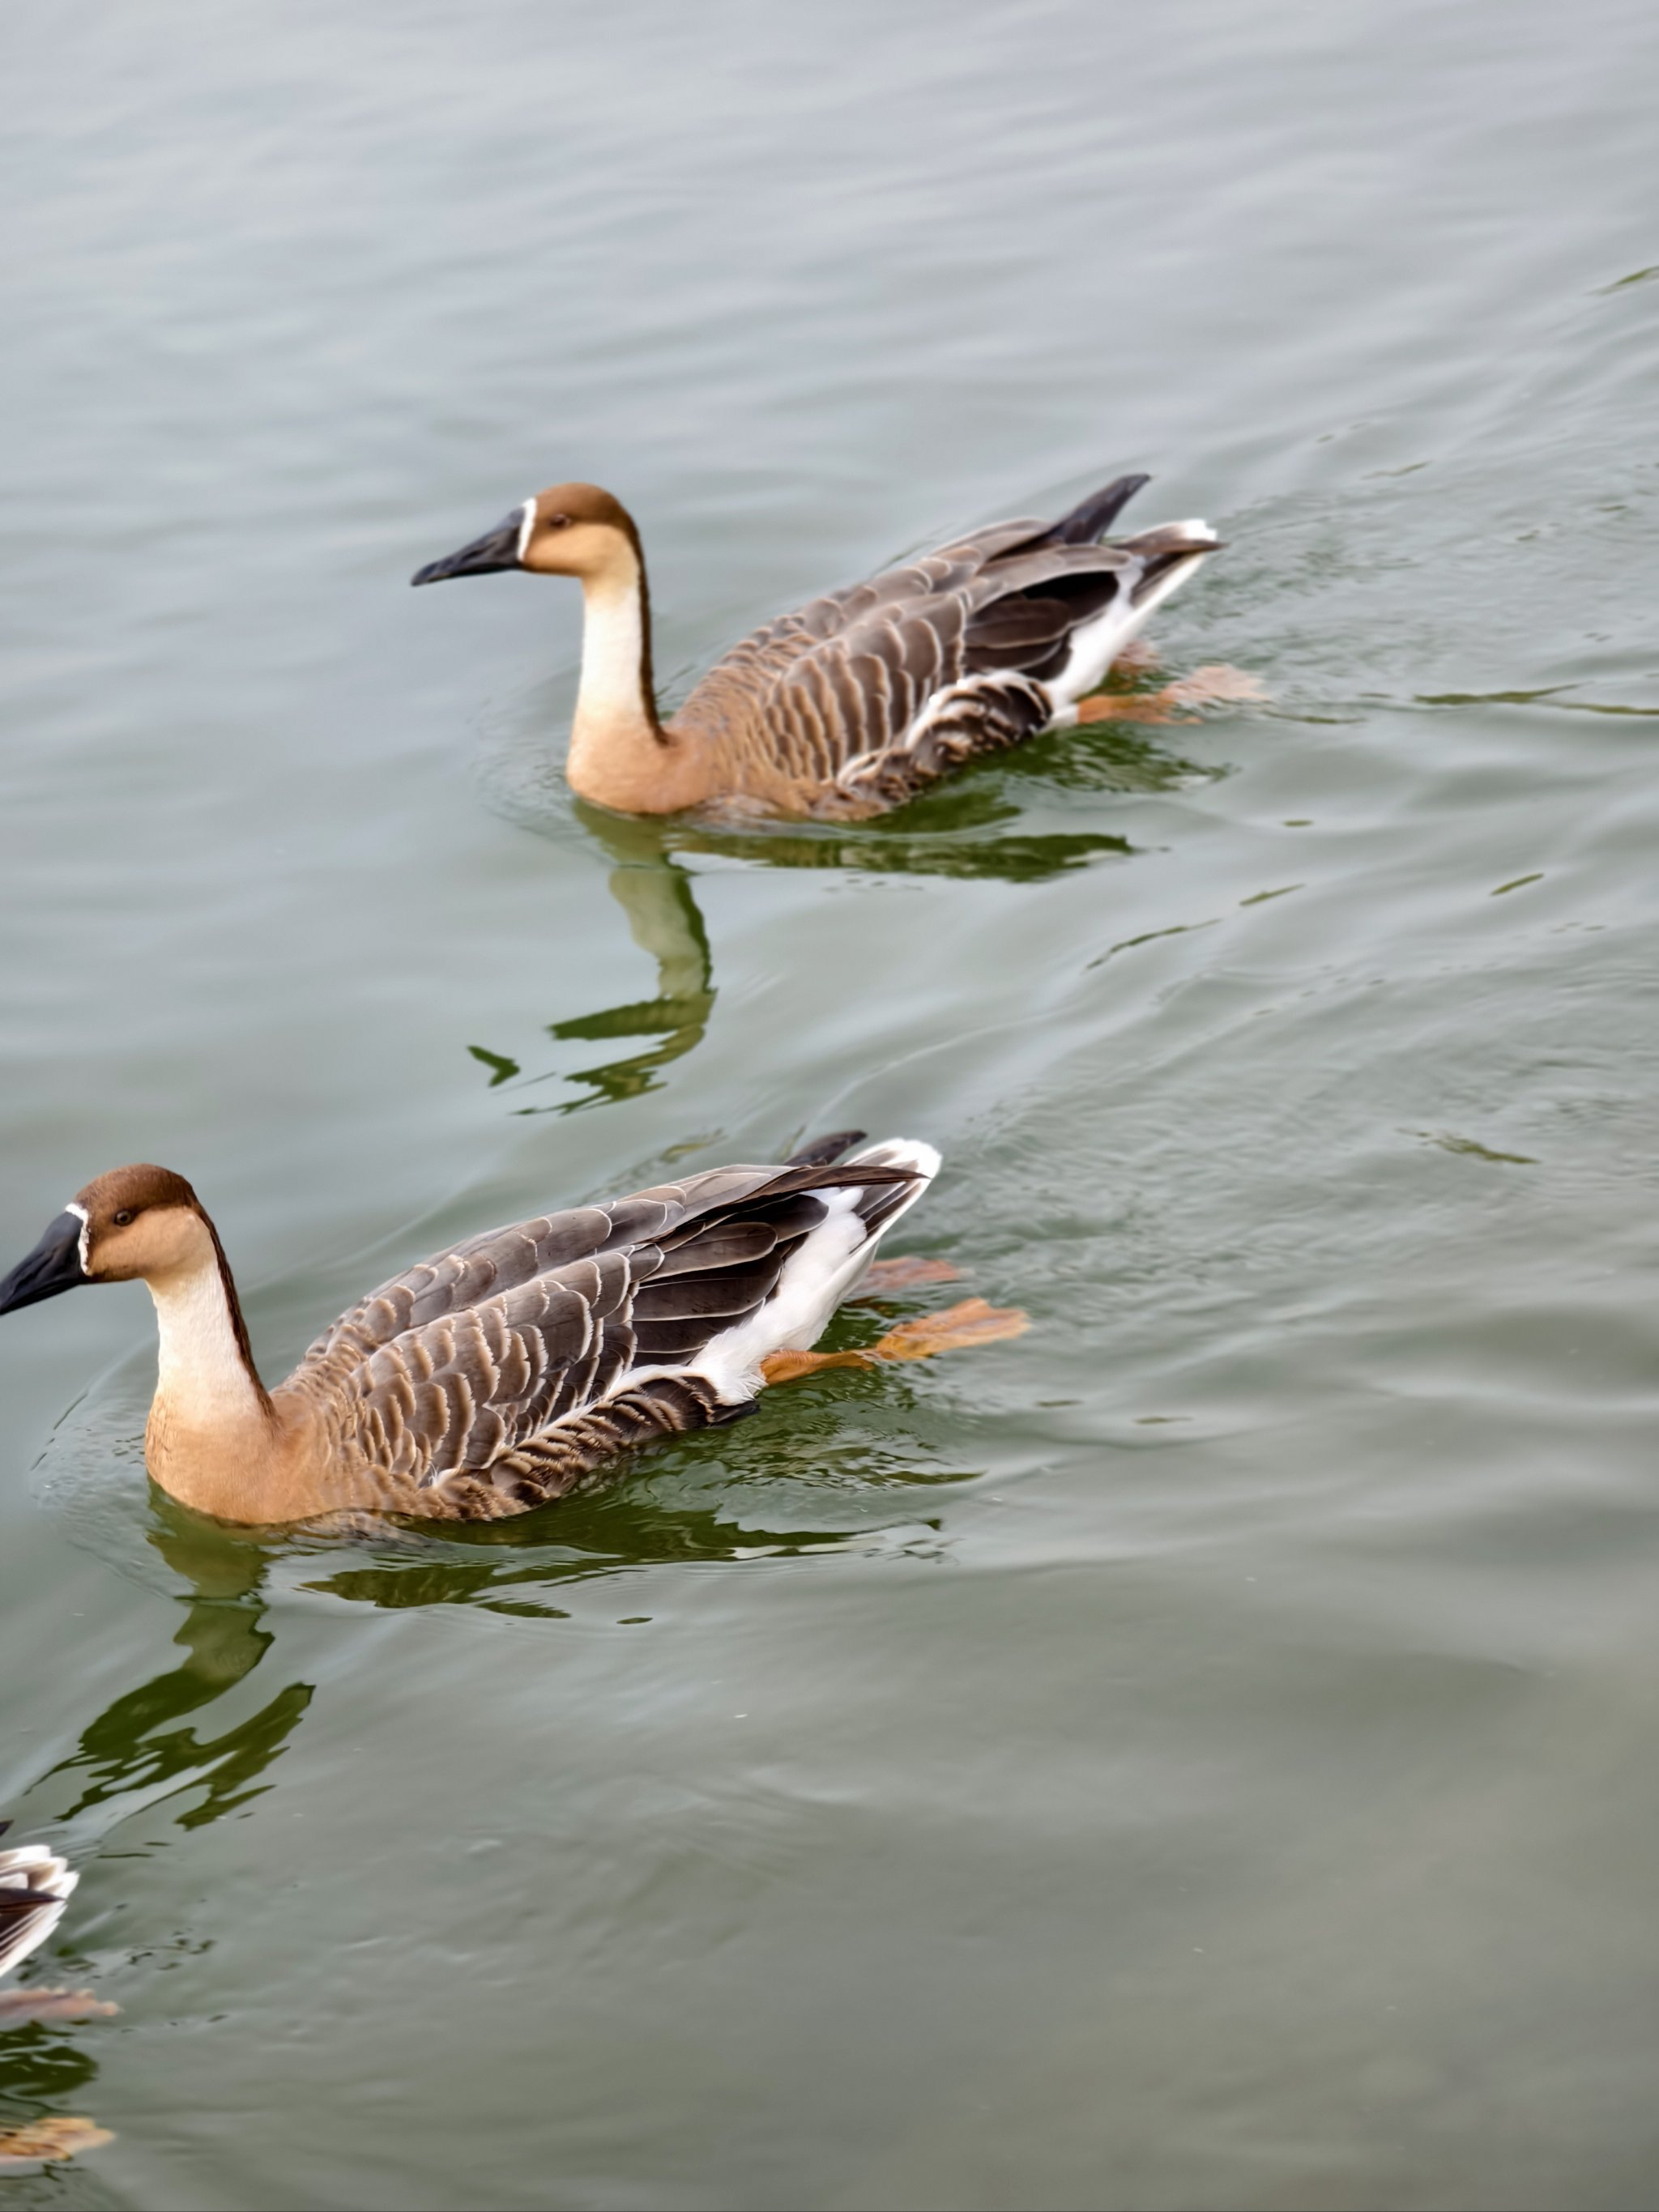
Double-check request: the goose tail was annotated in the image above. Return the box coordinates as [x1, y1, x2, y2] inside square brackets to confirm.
[688, 1136, 944, 1400]
[1043, 519, 1224, 706]
[1051, 472, 1153, 544]
[785, 1129, 868, 1169]
[842, 1136, 941, 1237]
[0, 1834, 78, 1980]
[793, 1134, 943, 1336]
[1118, 521, 1224, 612]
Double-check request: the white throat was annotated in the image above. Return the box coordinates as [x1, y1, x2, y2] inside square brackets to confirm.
[148, 1260, 266, 1432]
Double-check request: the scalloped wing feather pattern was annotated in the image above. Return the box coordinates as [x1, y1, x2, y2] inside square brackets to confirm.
[672, 510, 1211, 815]
[287, 1157, 928, 1513]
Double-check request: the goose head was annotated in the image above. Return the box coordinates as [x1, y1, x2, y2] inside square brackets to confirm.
[412, 482, 642, 590]
[0, 1165, 216, 1312]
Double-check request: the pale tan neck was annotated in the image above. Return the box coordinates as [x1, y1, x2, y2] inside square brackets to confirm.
[564, 549, 708, 814]
[147, 1257, 271, 1443]
[130, 1233, 418, 1524]
[143, 1251, 280, 1520]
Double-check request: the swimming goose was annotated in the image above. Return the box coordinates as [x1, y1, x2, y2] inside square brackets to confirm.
[412, 474, 1221, 817]
[0, 1136, 1011, 1526]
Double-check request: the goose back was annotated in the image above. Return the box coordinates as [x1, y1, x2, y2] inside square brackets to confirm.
[289, 1157, 921, 1515]
[669, 486, 1217, 816]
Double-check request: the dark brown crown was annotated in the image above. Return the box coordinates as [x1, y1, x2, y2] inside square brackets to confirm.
[73, 1164, 202, 1223]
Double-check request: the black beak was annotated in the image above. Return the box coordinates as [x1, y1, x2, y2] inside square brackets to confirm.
[0, 1211, 89, 1316]
[411, 508, 527, 586]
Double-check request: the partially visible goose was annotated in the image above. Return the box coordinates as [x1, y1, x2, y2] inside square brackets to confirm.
[0, 1829, 76, 1984]
[0, 1827, 116, 2033]
[412, 473, 1221, 817]
[0, 1136, 1014, 1526]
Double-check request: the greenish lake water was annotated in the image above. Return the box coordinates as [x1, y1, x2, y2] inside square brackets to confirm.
[4, 3, 1659, 2204]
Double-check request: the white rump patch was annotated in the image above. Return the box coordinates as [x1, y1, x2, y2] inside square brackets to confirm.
[520, 1139, 944, 1430]
[1049, 599, 1149, 705]
[643, 1136, 943, 1400]
[1052, 531, 1221, 703]
[695, 1136, 942, 1393]
[1051, 526, 1218, 706]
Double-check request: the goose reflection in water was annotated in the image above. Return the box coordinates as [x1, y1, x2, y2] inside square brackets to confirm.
[473, 692, 1237, 1114]
[298, 1425, 979, 1615]
[471, 807, 720, 1113]
[46, 1516, 310, 1835]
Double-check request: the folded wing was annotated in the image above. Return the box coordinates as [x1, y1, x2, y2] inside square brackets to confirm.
[291, 1159, 920, 1504]
[672, 475, 1213, 812]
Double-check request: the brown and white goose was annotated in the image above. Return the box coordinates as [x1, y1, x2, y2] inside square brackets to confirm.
[412, 473, 1221, 818]
[0, 1136, 1018, 1527]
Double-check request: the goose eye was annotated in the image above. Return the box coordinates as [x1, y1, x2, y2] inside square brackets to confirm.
[545, 513, 571, 531]
[112, 1208, 135, 1227]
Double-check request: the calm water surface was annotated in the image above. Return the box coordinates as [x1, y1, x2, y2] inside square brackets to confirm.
[4, 3, 1659, 2205]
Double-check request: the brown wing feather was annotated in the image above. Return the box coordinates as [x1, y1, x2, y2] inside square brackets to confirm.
[289, 1161, 918, 1501]
[672, 529, 1144, 808]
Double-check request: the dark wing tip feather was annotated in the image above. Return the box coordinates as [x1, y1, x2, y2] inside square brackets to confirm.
[757, 1161, 921, 1200]
[1117, 525, 1225, 603]
[1053, 473, 1152, 545]
[784, 1131, 868, 1168]
[980, 475, 1151, 569]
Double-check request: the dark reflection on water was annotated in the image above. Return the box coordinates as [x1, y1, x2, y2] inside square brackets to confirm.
[301, 1385, 972, 1613]
[46, 1511, 309, 1834]
[517, 828, 717, 1113]
[474, 710, 1216, 1111]
[0, 2030, 99, 2117]
[305, 1496, 942, 1615]
[655, 813, 1133, 880]
[984, 706, 1226, 799]
[641, 700, 1217, 874]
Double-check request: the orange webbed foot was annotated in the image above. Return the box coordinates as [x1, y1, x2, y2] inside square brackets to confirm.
[1076, 663, 1266, 726]
[867, 1297, 1030, 1360]
[760, 1345, 877, 1383]
[0, 1988, 118, 2027]
[1162, 663, 1268, 708]
[0, 2115, 115, 2169]
[854, 1255, 963, 1294]
[760, 1297, 1029, 1387]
